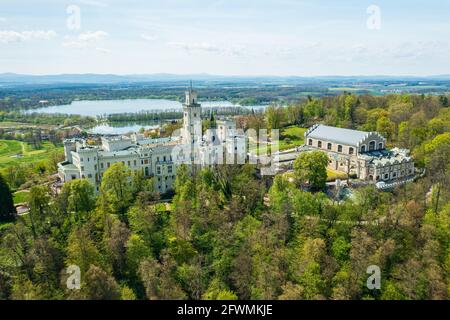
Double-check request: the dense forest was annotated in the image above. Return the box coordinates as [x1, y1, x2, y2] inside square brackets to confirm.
[0, 93, 449, 300]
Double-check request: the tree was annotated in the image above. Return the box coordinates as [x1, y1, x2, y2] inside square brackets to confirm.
[59, 179, 95, 219]
[424, 133, 450, 213]
[66, 226, 103, 275]
[0, 173, 16, 222]
[293, 151, 328, 191]
[376, 116, 394, 140]
[82, 265, 121, 300]
[99, 162, 133, 221]
[28, 185, 50, 237]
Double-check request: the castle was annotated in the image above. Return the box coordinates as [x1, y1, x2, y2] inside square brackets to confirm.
[58, 88, 415, 193]
[57, 87, 245, 193]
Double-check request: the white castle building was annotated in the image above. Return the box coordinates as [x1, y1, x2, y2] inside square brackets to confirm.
[57, 87, 245, 193]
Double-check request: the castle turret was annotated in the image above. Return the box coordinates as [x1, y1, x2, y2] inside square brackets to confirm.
[182, 83, 202, 145]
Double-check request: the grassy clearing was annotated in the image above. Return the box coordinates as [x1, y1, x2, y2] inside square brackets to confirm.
[13, 190, 30, 204]
[0, 121, 58, 130]
[249, 125, 307, 155]
[326, 168, 348, 182]
[0, 139, 63, 169]
[279, 126, 306, 151]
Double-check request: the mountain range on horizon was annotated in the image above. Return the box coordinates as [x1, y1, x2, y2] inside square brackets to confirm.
[1, 72, 450, 86]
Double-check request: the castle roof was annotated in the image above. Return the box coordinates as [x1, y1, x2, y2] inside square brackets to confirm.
[305, 124, 379, 146]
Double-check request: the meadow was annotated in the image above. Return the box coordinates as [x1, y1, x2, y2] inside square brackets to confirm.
[0, 139, 63, 169]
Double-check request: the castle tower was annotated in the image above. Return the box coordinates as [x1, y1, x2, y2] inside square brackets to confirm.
[182, 83, 202, 145]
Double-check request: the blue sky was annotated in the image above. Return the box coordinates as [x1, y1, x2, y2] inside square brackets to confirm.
[0, 0, 449, 75]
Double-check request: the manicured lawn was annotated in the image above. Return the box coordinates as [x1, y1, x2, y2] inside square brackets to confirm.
[0, 139, 63, 169]
[326, 168, 348, 182]
[249, 125, 307, 155]
[279, 126, 307, 151]
[13, 190, 30, 204]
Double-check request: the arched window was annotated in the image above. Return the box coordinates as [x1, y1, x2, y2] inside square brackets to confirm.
[327, 143, 332, 150]
[361, 145, 366, 153]
[338, 145, 343, 153]
[369, 141, 375, 151]
[349, 147, 354, 155]
[318, 141, 322, 148]
[378, 142, 383, 150]
[308, 139, 313, 146]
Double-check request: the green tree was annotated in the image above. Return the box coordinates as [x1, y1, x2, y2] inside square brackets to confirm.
[99, 162, 133, 221]
[0, 173, 16, 222]
[293, 151, 328, 191]
[82, 265, 121, 300]
[424, 132, 450, 213]
[59, 179, 95, 220]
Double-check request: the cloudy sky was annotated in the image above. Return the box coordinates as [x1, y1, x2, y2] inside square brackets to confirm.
[1, 0, 449, 76]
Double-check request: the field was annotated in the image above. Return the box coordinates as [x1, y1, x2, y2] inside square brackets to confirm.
[13, 190, 30, 204]
[249, 125, 307, 155]
[0, 122, 58, 130]
[0, 139, 63, 169]
[279, 126, 306, 150]
[326, 168, 348, 181]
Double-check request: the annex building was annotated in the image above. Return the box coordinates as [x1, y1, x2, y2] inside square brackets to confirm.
[304, 124, 415, 182]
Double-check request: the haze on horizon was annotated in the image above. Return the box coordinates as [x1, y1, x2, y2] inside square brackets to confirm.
[1, 0, 449, 76]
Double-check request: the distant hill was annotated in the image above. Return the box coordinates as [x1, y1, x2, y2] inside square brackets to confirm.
[1, 73, 450, 86]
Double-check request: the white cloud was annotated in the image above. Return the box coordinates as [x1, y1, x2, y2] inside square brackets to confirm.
[0, 30, 57, 44]
[95, 47, 111, 54]
[62, 30, 108, 48]
[141, 34, 158, 41]
[168, 41, 221, 53]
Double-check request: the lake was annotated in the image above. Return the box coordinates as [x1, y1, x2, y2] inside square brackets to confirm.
[29, 98, 264, 117]
[27, 98, 266, 134]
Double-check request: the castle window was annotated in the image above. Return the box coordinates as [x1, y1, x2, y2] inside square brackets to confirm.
[327, 143, 332, 150]
[349, 147, 354, 155]
[318, 141, 322, 148]
[100, 163, 104, 169]
[378, 142, 383, 150]
[134, 160, 137, 166]
[127, 161, 131, 166]
[361, 145, 366, 153]
[107, 162, 110, 168]
[369, 141, 375, 151]
[163, 156, 166, 162]
[338, 145, 343, 153]
[308, 139, 313, 146]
